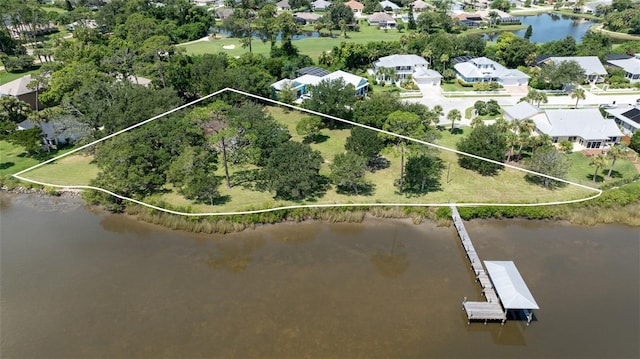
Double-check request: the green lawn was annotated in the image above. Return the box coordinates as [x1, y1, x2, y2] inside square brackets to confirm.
[0, 68, 40, 86]
[23, 154, 98, 186]
[565, 151, 638, 187]
[0, 141, 43, 176]
[181, 22, 406, 60]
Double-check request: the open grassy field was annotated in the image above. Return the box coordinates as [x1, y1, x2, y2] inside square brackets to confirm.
[0, 141, 43, 176]
[15, 107, 613, 213]
[180, 22, 406, 60]
[564, 150, 638, 186]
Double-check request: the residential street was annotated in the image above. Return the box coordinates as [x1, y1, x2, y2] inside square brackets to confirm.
[406, 86, 640, 127]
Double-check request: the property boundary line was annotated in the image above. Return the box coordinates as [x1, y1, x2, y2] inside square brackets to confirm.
[12, 88, 603, 216]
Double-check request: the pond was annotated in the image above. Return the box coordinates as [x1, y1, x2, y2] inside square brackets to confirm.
[484, 13, 598, 43]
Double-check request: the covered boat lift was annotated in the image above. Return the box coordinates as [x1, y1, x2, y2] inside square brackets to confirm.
[484, 260, 540, 325]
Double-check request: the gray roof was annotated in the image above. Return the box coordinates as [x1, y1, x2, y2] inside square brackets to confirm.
[276, 0, 290, 8]
[534, 108, 623, 140]
[379, 0, 400, 9]
[605, 105, 640, 130]
[374, 54, 428, 68]
[454, 57, 530, 81]
[312, 0, 332, 8]
[607, 57, 640, 75]
[547, 56, 607, 76]
[503, 101, 542, 120]
[485, 261, 539, 310]
[368, 12, 396, 23]
[413, 68, 442, 78]
[412, 0, 430, 9]
[17, 119, 55, 140]
[0, 74, 35, 97]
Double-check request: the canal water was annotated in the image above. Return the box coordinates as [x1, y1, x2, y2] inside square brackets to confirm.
[485, 13, 596, 43]
[1, 194, 638, 358]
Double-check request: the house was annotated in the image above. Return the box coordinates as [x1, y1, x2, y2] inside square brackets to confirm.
[215, 8, 234, 20]
[17, 117, 88, 148]
[270, 70, 369, 99]
[311, 0, 332, 10]
[542, 56, 608, 83]
[379, 0, 401, 13]
[367, 12, 396, 29]
[294, 12, 323, 24]
[411, 0, 433, 12]
[372, 54, 429, 83]
[344, 0, 364, 16]
[604, 105, 640, 135]
[412, 68, 442, 86]
[578, 0, 611, 14]
[276, 0, 291, 11]
[0, 75, 41, 110]
[607, 55, 640, 83]
[453, 56, 530, 86]
[503, 101, 543, 121]
[505, 103, 623, 149]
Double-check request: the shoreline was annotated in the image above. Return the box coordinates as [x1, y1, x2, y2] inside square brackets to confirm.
[3, 184, 639, 232]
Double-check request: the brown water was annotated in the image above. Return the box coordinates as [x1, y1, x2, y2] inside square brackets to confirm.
[1, 194, 639, 358]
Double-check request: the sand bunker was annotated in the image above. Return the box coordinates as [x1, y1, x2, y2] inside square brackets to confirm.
[223, 44, 236, 50]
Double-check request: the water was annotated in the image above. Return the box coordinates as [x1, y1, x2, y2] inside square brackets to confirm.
[216, 28, 337, 41]
[1, 193, 638, 358]
[484, 13, 597, 43]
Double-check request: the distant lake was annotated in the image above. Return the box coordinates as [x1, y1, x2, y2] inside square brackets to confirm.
[484, 13, 598, 44]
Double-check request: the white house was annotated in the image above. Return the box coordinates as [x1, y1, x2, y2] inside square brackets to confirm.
[372, 54, 429, 83]
[543, 56, 608, 83]
[505, 103, 623, 149]
[271, 70, 369, 99]
[453, 57, 530, 86]
[604, 105, 640, 136]
[412, 68, 442, 86]
[367, 12, 396, 28]
[311, 0, 332, 10]
[275, 0, 291, 11]
[379, 0, 401, 13]
[607, 56, 640, 83]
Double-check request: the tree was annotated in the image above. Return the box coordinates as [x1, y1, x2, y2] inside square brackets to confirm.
[525, 146, 570, 188]
[328, 3, 355, 32]
[304, 78, 356, 127]
[521, 89, 548, 107]
[589, 154, 608, 183]
[606, 144, 627, 177]
[8, 127, 42, 153]
[403, 155, 445, 194]
[0, 96, 32, 136]
[524, 25, 533, 40]
[447, 109, 461, 132]
[381, 111, 424, 193]
[456, 124, 507, 176]
[487, 11, 499, 28]
[345, 126, 385, 161]
[330, 152, 370, 195]
[494, 32, 537, 68]
[262, 141, 324, 200]
[166, 146, 221, 205]
[296, 116, 325, 143]
[470, 117, 484, 129]
[570, 87, 586, 108]
[630, 131, 640, 153]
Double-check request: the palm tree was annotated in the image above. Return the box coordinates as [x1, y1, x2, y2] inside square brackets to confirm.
[570, 87, 586, 108]
[447, 109, 461, 133]
[589, 154, 608, 183]
[470, 117, 484, 129]
[606, 144, 627, 177]
[488, 11, 499, 28]
[517, 118, 536, 136]
[433, 105, 443, 124]
[505, 131, 518, 162]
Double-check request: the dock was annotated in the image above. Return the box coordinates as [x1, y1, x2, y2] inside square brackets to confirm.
[451, 206, 507, 325]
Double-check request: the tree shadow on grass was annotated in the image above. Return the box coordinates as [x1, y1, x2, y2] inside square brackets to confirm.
[606, 169, 624, 179]
[0, 162, 15, 170]
[335, 182, 375, 196]
[585, 173, 605, 183]
[230, 169, 261, 190]
[524, 174, 568, 189]
[302, 134, 329, 144]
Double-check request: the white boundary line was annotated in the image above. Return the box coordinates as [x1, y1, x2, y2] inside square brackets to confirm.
[12, 88, 602, 216]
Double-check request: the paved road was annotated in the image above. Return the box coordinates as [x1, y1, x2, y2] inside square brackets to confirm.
[405, 86, 640, 127]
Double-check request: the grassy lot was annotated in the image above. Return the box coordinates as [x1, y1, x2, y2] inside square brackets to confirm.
[24, 154, 98, 186]
[0, 68, 40, 86]
[16, 112, 609, 213]
[441, 81, 475, 92]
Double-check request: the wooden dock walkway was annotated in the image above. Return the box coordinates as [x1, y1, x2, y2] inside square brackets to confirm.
[451, 206, 507, 325]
